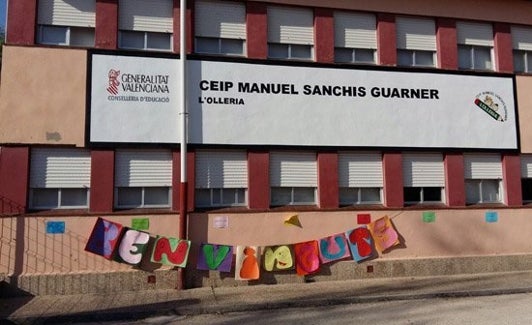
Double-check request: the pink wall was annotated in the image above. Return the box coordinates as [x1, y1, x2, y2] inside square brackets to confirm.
[437, 18, 458, 70]
[246, 2, 268, 59]
[95, 0, 118, 49]
[377, 14, 396, 66]
[382, 152, 403, 207]
[0, 147, 29, 214]
[174, 0, 194, 54]
[317, 152, 338, 209]
[6, 0, 35, 45]
[502, 154, 522, 206]
[248, 151, 270, 210]
[90, 150, 115, 213]
[444, 153, 466, 206]
[494, 23, 514, 73]
[172, 151, 195, 212]
[314, 8, 334, 63]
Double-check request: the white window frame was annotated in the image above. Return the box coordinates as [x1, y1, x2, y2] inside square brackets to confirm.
[270, 152, 317, 206]
[29, 148, 91, 210]
[457, 21, 494, 71]
[512, 26, 532, 73]
[402, 153, 445, 204]
[338, 152, 383, 205]
[396, 17, 436, 68]
[194, 0, 246, 56]
[195, 150, 248, 208]
[118, 30, 173, 51]
[114, 149, 172, 209]
[267, 6, 314, 60]
[37, 0, 96, 47]
[118, 0, 173, 52]
[464, 154, 503, 204]
[334, 11, 377, 64]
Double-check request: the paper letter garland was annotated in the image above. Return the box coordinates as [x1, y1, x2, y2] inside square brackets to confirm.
[367, 215, 399, 253]
[235, 246, 261, 280]
[85, 217, 123, 259]
[86, 215, 403, 280]
[117, 228, 150, 265]
[263, 245, 295, 271]
[197, 243, 233, 272]
[346, 227, 375, 262]
[294, 241, 320, 276]
[319, 233, 350, 264]
[151, 236, 191, 267]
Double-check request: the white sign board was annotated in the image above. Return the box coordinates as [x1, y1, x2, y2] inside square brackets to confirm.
[89, 54, 518, 149]
[90, 54, 180, 143]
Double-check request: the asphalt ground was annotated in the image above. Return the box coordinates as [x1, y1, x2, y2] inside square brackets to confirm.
[3, 271, 532, 324]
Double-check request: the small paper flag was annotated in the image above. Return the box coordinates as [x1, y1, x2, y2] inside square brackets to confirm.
[284, 214, 302, 228]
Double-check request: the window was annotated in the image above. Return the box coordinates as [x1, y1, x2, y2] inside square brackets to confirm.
[334, 11, 376, 64]
[396, 17, 436, 67]
[457, 22, 493, 71]
[118, 0, 173, 51]
[402, 153, 445, 204]
[512, 26, 532, 73]
[195, 150, 248, 208]
[37, 0, 95, 47]
[115, 149, 172, 209]
[270, 152, 317, 206]
[268, 6, 314, 60]
[338, 152, 382, 205]
[464, 154, 502, 204]
[29, 148, 91, 209]
[521, 155, 532, 203]
[195, 0, 246, 56]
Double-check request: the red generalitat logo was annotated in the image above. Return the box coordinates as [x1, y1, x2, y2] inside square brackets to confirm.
[107, 69, 120, 95]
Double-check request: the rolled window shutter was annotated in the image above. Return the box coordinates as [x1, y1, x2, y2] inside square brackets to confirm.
[521, 155, 532, 178]
[195, 0, 246, 39]
[402, 153, 444, 187]
[396, 17, 436, 51]
[457, 22, 494, 46]
[195, 150, 248, 188]
[334, 11, 376, 49]
[115, 149, 172, 187]
[338, 152, 383, 187]
[38, 0, 96, 28]
[30, 148, 91, 188]
[464, 154, 502, 179]
[119, 0, 173, 33]
[512, 26, 532, 51]
[268, 6, 314, 45]
[270, 152, 317, 187]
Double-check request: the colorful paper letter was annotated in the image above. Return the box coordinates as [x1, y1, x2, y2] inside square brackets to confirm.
[263, 245, 295, 271]
[197, 243, 233, 272]
[294, 241, 320, 276]
[117, 228, 150, 265]
[235, 246, 260, 280]
[85, 217, 123, 259]
[346, 227, 374, 262]
[319, 234, 350, 264]
[367, 216, 399, 253]
[150, 236, 191, 267]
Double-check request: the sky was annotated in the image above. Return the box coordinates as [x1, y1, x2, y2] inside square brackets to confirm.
[0, 0, 6, 30]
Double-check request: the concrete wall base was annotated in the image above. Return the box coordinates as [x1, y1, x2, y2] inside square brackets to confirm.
[1, 269, 179, 296]
[186, 254, 532, 288]
[2, 254, 532, 295]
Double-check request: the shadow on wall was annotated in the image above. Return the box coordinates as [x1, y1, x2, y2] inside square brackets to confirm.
[0, 215, 132, 293]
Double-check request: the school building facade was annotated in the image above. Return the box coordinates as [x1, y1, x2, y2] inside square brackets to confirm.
[1, 0, 532, 294]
